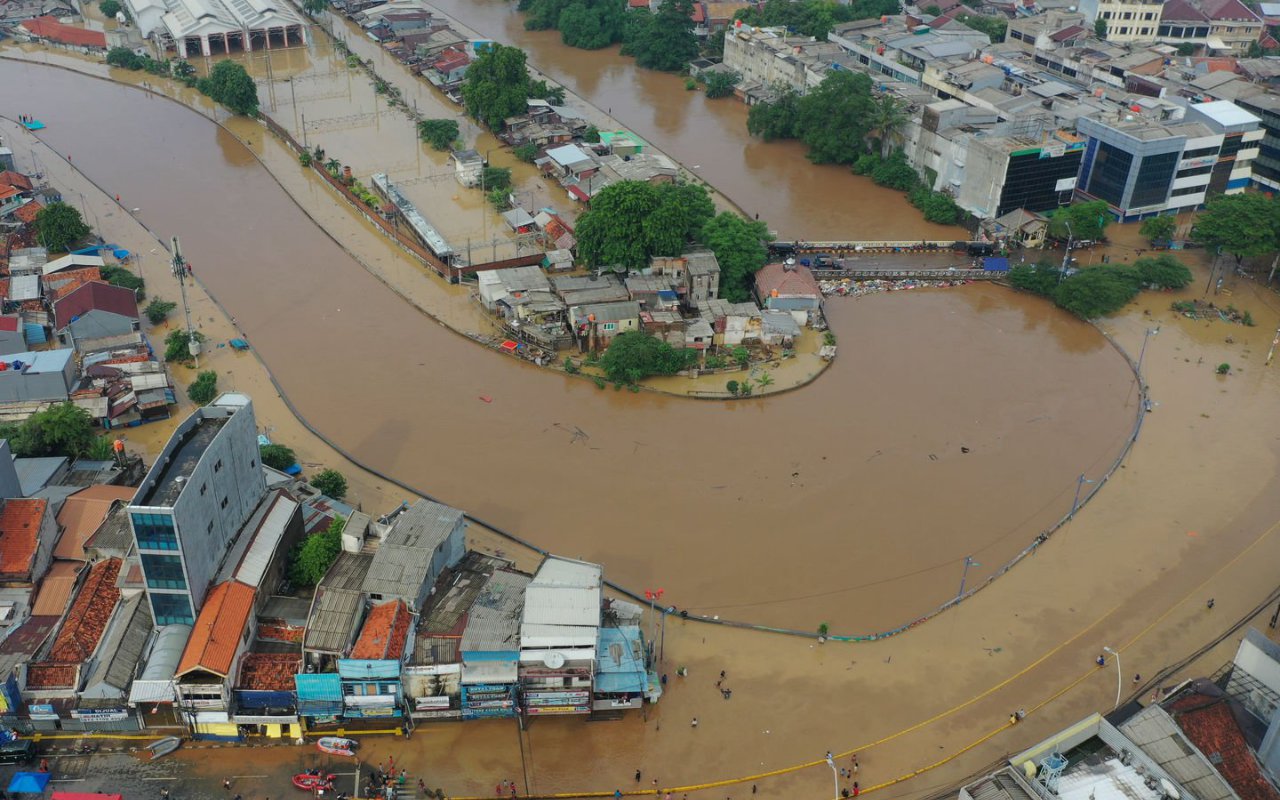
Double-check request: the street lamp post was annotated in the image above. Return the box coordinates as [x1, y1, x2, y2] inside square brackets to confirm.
[1136, 326, 1160, 381]
[1059, 220, 1074, 279]
[1102, 646, 1122, 708]
[825, 753, 839, 800]
[957, 556, 980, 600]
[1071, 473, 1097, 516]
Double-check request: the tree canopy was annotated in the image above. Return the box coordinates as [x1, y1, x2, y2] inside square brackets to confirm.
[197, 60, 258, 115]
[1052, 266, 1140, 319]
[259, 443, 297, 471]
[0, 404, 96, 459]
[99, 0, 121, 18]
[746, 71, 875, 164]
[956, 13, 1006, 42]
[1007, 261, 1064, 296]
[463, 44, 538, 130]
[703, 70, 740, 99]
[1192, 193, 1280, 265]
[575, 181, 715, 271]
[559, 0, 626, 48]
[621, 0, 699, 71]
[734, 0, 898, 39]
[1134, 254, 1193, 290]
[311, 468, 348, 500]
[33, 202, 90, 253]
[417, 118, 459, 151]
[746, 89, 800, 141]
[1138, 215, 1176, 245]
[187, 371, 218, 405]
[599, 331, 697, 384]
[1047, 200, 1111, 242]
[699, 213, 772, 302]
[289, 515, 345, 587]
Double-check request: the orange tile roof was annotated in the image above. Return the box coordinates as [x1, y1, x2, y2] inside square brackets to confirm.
[31, 560, 81, 616]
[237, 652, 301, 691]
[46, 557, 120, 662]
[0, 499, 47, 580]
[12, 201, 42, 226]
[177, 581, 256, 678]
[45, 267, 102, 303]
[53, 486, 135, 562]
[0, 172, 33, 193]
[25, 662, 78, 689]
[351, 599, 412, 660]
[20, 17, 107, 48]
[0, 187, 18, 203]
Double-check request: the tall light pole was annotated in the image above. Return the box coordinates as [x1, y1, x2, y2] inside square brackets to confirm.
[957, 556, 980, 600]
[1136, 326, 1160, 380]
[171, 236, 201, 368]
[1059, 220, 1074, 279]
[1071, 473, 1097, 516]
[825, 753, 839, 800]
[1102, 646, 1122, 708]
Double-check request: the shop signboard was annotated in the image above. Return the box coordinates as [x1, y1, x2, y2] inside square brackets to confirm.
[70, 709, 128, 721]
[27, 704, 59, 721]
[414, 696, 451, 710]
[525, 705, 589, 715]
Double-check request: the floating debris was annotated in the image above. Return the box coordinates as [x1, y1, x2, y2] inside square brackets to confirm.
[820, 278, 972, 297]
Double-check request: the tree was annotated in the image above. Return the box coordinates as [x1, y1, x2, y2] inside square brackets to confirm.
[18, 404, 96, 458]
[1134, 255, 1193, 289]
[599, 331, 696, 384]
[734, 0, 898, 40]
[703, 70, 740, 99]
[145, 299, 177, 325]
[187, 370, 218, 405]
[870, 151, 919, 190]
[622, 0, 699, 71]
[310, 468, 348, 500]
[1047, 200, 1111, 242]
[866, 93, 909, 159]
[482, 166, 512, 192]
[699, 212, 772, 302]
[289, 515, 346, 587]
[201, 60, 258, 116]
[101, 265, 145, 298]
[302, 0, 326, 13]
[1176, 42, 1195, 56]
[1052, 266, 1140, 319]
[463, 44, 535, 130]
[163, 329, 205, 363]
[912, 189, 964, 225]
[33, 202, 90, 252]
[99, 0, 121, 17]
[1007, 262, 1063, 297]
[558, 0, 626, 48]
[795, 70, 875, 164]
[1139, 215, 1176, 245]
[172, 60, 195, 79]
[957, 13, 1006, 42]
[514, 143, 539, 162]
[417, 118, 459, 151]
[1192, 193, 1280, 267]
[583, 124, 601, 143]
[747, 90, 802, 141]
[575, 181, 714, 271]
[259, 443, 297, 471]
[106, 46, 143, 69]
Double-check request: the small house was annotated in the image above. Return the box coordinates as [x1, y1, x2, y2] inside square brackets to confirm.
[640, 310, 686, 347]
[760, 309, 802, 347]
[697, 299, 762, 347]
[652, 250, 721, 304]
[983, 209, 1048, 249]
[431, 46, 470, 83]
[754, 262, 823, 325]
[684, 317, 714, 351]
[0, 317, 25, 356]
[625, 275, 679, 311]
[598, 131, 645, 157]
[544, 144, 598, 179]
[451, 149, 484, 188]
[569, 301, 641, 346]
[337, 599, 413, 720]
[543, 249, 574, 272]
[518, 556, 602, 716]
[477, 266, 558, 320]
[552, 274, 629, 306]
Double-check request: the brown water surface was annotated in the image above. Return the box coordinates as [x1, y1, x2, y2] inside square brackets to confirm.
[1, 61, 1135, 632]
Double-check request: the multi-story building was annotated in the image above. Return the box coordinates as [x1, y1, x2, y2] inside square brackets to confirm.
[721, 24, 842, 97]
[1156, 0, 1263, 53]
[829, 16, 990, 87]
[1079, 0, 1162, 43]
[518, 556, 601, 716]
[128, 393, 266, 626]
[1075, 100, 1261, 219]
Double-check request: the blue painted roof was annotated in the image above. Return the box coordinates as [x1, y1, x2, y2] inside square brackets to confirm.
[294, 673, 342, 701]
[983, 257, 1011, 271]
[595, 626, 646, 693]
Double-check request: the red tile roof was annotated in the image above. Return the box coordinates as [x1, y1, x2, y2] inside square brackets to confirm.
[0, 499, 47, 580]
[177, 581, 255, 678]
[755, 261, 822, 299]
[351, 600, 412, 660]
[1162, 0, 1209, 21]
[54, 486, 135, 561]
[25, 662, 78, 689]
[0, 172, 33, 193]
[45, 267, 102, 303]
[0, 187, 18, 203]
[45, 557, 120, 662]
[1200, 0, 1260, 21]
[236, 652, 301, 691]
[691, 2, 706, 22]
[1170, 693, 1280, 800]
[1050, 24, 1087, 41]
[20, 17, 107, 48]
[12, 201, 42, 226]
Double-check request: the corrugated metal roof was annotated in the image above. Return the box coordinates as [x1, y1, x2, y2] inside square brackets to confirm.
[305, 585, 365, 654]
[8, 275, 37, 302]
[234, 493, 298, 590]
[518, 624, 598, 649]
[137, 624, 191, 682]
[1120, 705, 1239, 800]
[522, 556, 602, 628]
[31, 561, 79, 616]
[363, 500, 463, 602]
[82, 593, 152, 697]
[460, 570, 530, 652]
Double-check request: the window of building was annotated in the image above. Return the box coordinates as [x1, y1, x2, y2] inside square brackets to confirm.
[207, 520, 214, 534]
[214, 459, 223, 473]
[1131, 151, 1180, 208]
[200, 483, 207, 496]
[1219, 134, 1246, 158]
[1123, 11, 1133, 19]
[141, 553, 188, 590]
[221, 496, 229, 509]
[132, 512, 179, 551]
[1118, 25, 1130, 34]
[1177, 164, 1214, 177]
[1087, 141, 1135, 207]
[250, 459, 256, 468]
[1171, 185, 1205, 196]
[1182, 146, 1219, 160]
[151, 593, 194, 626]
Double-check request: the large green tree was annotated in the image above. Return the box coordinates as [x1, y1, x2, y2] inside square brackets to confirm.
[558, 0, 626, 48]
[463, 44, 535, 130]
[310, 468, 348, 500]
[866, 93, 910, 160]
[795, 70, 875, 164]
[33, 202, 91, 252]
[1134, 255, 1193, 289]
[417, 118, 459, 151]
[1052, 266, 1140, 319]
[956, 13, 1006, 42]
[12, 404, 96, 458]
[1138, 215, 1176, 245]
[1192, 193, 1280, 267]
[575, 181, 714, 271]
[259, 443, 297, 471]
[622, 0, 699, 71]
[289, 515, 346, 587]
[1047, 200, 1112, 242]
[746, 89, 801, 141]
[699, 213, 772, 302]
[199, 60, 258, 115]
[599, 331, 696, 384]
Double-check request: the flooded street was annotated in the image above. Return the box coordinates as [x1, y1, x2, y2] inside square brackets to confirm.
[1, 60, 1135, 635]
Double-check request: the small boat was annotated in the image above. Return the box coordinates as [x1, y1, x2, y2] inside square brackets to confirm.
[293, 773, 336, 792]
[147, 736, 181, 760]
[316, 737, 357, 757]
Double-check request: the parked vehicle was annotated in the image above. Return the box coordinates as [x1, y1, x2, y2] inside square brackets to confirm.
[0, 739, 35, 765]
[147, 736, 181, 760]
[316, 737, 357, 757]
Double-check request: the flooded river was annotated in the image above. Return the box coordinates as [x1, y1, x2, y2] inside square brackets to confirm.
[0, 61, 1136, 632]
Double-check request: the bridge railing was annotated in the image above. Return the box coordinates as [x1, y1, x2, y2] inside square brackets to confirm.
[812, 268, 998, 281]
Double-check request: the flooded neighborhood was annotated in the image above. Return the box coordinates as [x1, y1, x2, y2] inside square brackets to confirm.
[0, 0, 1278, 796]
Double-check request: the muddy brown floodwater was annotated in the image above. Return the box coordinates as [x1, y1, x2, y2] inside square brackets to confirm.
[0, 61, 1136, 633]
[419, 0, 966, 241]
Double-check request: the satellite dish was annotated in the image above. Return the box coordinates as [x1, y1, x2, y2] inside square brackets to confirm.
[543, 652, 566, 669]
[1160, 779, 1180, 800]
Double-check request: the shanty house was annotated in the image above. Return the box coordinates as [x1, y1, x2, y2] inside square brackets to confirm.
[362, 500, 466, 609]
[754, 262, 823, 325]
[476, 267, 563, 324]
[173, 580, 256, 739]
[75, 593, 152, 729]
[451, 150, 484, 188]
[0, 318, 25, 357]
[337, 599, 413, 720]
[697, 299, 762, 347]
[568, 301, 640, 346]
[651, 251, 721, 304]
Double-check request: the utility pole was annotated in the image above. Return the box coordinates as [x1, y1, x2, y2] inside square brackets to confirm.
[171, 236, 201, 368]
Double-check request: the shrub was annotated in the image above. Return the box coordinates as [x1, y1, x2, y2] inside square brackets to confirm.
[310, 468, 348, 500]
[726, 379, 739, 395]
[1008, 263, 1062, 296]
[1134, 254, 1193, 290]
[563, 357, 580, 374]
[1052, 266, 1140, 319]
[145, 298, 176, 325]
[163, 329, 205, 363]
[260, 443, 297, 471]
[514, 143, 539, 163]
[101, 265, 145, 298]
[99, 0, 121, 17]
[187, 370, 218, 405]
[1216, 362, 1231, 375]
[417, 118, 459, 151]
[703, 70, 739, 99]
[289, 515, 345, 587]
[600, 331, 697, 384]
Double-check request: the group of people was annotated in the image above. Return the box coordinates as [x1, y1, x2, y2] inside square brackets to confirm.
[493, 779, 518, 797]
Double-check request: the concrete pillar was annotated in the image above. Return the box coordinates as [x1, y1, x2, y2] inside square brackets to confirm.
[223, 32, 229, 53]
[243, 29, 252, 52]
[264, 27, 271, 49]
[200, 35, 211, 56]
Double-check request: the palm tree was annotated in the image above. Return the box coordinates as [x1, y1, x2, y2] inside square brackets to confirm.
[867, 94, 910, 160]
[324, 158, 341, 174]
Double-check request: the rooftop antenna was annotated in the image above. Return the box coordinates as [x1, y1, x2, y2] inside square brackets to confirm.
[170, 236, 201, 368]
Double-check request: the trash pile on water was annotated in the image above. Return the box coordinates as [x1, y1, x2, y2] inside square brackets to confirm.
[820, 278, 971, 297]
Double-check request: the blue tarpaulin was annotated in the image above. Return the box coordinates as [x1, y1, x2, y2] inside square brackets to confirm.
[983, 257, 1010, 272]
[9, 772, 50, 793]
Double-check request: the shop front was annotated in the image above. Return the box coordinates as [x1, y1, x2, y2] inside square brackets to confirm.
[402, 664, 461, 721]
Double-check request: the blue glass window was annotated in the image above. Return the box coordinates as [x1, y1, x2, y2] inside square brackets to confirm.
[141, 553, 187, 590]
[132, 513, 178, 551]
[150, 593, 193, 626]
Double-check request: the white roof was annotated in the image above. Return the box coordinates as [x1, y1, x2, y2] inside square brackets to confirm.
[460, 659, 518, 685]
[518, 647, 597, 663]
[545, 144, 594, 168]
[1192, 100, 1261, 128]
[42, 254, 105, 276]
[1260, 2, 1280, 14]
[9, 275, 39, 302]
[235, 494, 298, 589]
[519, 624, 598, 649]
[522, 556, 602, 627]
[159, 0, 303, 40]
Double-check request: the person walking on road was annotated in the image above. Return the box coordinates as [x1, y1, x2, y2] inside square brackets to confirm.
[635, 770, 642, 783]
